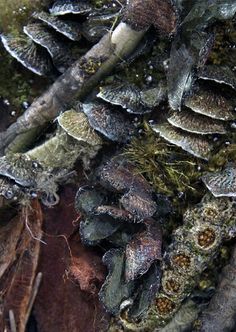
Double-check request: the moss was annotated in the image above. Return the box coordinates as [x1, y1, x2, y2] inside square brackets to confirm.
[0, 49, 50, 111]
[0, 0, 49, 34]
[124, 124, 205, 205]
[208, 19, 236, 68]
[208, 143, 236, 170]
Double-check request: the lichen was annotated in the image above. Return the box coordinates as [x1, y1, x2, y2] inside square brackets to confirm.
[79, 57, 102, 75]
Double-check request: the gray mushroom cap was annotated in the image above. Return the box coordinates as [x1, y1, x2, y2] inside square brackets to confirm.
[49, 0, 92, 16]
[0, 34, 53, 76]
[33, 11, 82, 41]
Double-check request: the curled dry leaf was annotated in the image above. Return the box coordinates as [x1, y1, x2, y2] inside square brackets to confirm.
[120, 190, 157, 221]
[79, 215, 121, 246]
[127, 262, 161, 320]
[75, 186, 106, 215]
[95, 205, 135, 223]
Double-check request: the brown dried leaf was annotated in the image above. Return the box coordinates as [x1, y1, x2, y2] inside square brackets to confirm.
[0, 199, 43, 332]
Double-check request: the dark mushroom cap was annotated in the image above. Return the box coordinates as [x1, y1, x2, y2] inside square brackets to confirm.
[122, 0, 178, 35]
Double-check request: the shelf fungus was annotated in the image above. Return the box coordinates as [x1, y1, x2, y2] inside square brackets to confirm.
[0, 34, 54, 76]
[23, 22, 74, 73]
[1, 1, 236, 330]
[199, 65, 236, 91]
[151, 63, 236, 160]
[151, 122, 214, 160]
[57, 110, 103, 147]
[167, 109, 227, 135]
[184, 88, 236, 121]
[120, 193, 236, 330]
[49, 0, 92, 16]
[202, 164, 236, 197]
[0, 110, 104, 206]
[32, 11, 82, 41]
[167, 0, 236, 111]
[97, 81, 166, 114]
[82, 102, 135, 143]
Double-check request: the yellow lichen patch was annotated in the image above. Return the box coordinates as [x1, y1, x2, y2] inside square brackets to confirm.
[165, 278, 180, 293]
[202, 205, 219, 220]
[79, 57, 102, 75]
